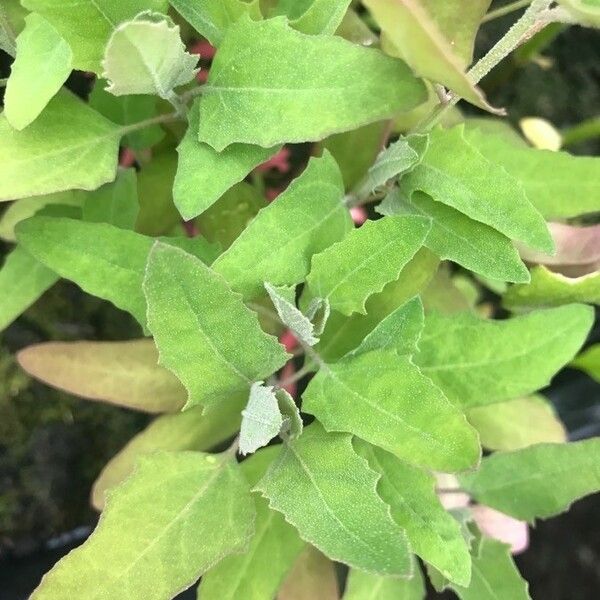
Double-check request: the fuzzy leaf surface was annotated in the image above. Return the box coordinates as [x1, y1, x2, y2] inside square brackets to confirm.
[289, 0, 353, 35]
[343, 564, 425, 600]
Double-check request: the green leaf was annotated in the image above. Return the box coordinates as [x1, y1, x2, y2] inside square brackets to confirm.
[102, 11, 198, 98]
[30, 451, 255, 600]
[92, 402, 243, 509]
[463, 125, 600, 219]
[174, 100, 277, 220]
[379, 190, 530, 283]
[0, 0, 27, 56]
[22, 0, 169, 73]
[303, 350, 480, 471]
[289, 0, 353, 35]
[445, 537, 529, 600]
[413, 304, 594, 408]
[0, 247, 57, 332]
[467, 395, 566, 452]
[363, 0, 498, 114]
[4, 13, 72, 130]
[421, 268, 475, 315]
[199, 447, 305, 600]
[306, 216, 430, 316]
[278, 546, 339, 600]
[504, 266, 600, 309]
[344, 563, 425, 600]
[277, 388, 303, 442]
[559, 0, 600, 27]
[212, 152, 352, 299]
[459, 438, 600, 521]
[89, 82, 165, 151]
[169, 0, 261, 47]
[82, 168, 139, 230]
[401, 126, 553, 254]
[144, 242, 288, 409]
[0, 90, 120, 201]
[255, 423, 412, 576]
[197, 16, 426, 150]
[240, 382, 285, 455]
[572, 343, 600, 382]
[16, 217, 217, 328]
[17, 339, 186, 413]
[355, 440, 471, 586]
[348, 296, 424, 358]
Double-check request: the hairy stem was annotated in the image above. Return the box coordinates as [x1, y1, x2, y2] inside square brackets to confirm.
[482, 0, 532, 23]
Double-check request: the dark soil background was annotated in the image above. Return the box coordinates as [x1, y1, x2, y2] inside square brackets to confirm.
[0, 2, 599, 598]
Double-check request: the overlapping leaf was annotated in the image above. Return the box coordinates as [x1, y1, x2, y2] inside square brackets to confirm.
[343, 563, 425, 600]
[278, 546, 339, 600]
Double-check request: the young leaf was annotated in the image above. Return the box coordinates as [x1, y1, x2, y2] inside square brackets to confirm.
[169, 0, 261, 47]
[445, 537, 529, 600]
[571, 343, 600, 382]
[254, 423, 413, 577]
[379, 190, 530, 283]
[265, 283, 320, 346]
[558, 0, 600, 27]
[277, 388, 303, 442]
[503, 266, 600, 309]
[459, 438, 600, 521]
[17, 339, 186, 413]
[144, 243, 288, 410]
[174, 100, 278, 220]
[305, 215, 431, 316]
[212, 152, 352, 299]
[400, 126, 554, 254]
[92, 401, 243, 510]
[102, 12, 198, 98]
[199, 447, 305, 600]
[355, 440, 472, 586]
[240, 382, 285, 456]
[347, 296, 424, 358]
[4, 13, 72, 130]
[197, 16, 426, 150]
[30, 452, 255, 600]
[463, 125, 600, 219]
[467, 395, 566, 451]
[0, 247, 58, 332]
[0, 91, 120, 201]
[0, 0, 26, 56]
[22, 0, 169, 73]
[303, 350, 480, 472]
[413, 304, 594, 407]
[82, 168, 139, 230]
[343, 563, 425, 600]
[363, 0, 498, 114]
[278, 546, 339, 600]
[289, 0, 353, 35]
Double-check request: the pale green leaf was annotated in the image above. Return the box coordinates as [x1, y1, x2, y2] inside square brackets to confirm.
[16, 217, 218, 329]
[213, 152, 352, 299]
[414, 305, 594, 407]
[335, 8, 379, 47]
[31, 452, 255, 600]
[240, 382, 285, 456]
[344, 563, 425, 600]
[467, 395, 567, 451]
[290, 0, 353, 35]
[22, 0, 169, 73]
[305, 298, 331, 338]
[175, 100, 277, 220]
[504, 266, 600, 309]
[169, 0, 261, 47]
[199, 447, 305, 600]
[197, 16, 426, 150]
[92, 402, 243, 510]
[379, 190, 531, 283]
[401, 126, 554, 254]
[102, 12, 198, 98]
[364, 0, 498, 113]
[277, 546, 339, 600]
[265, 283, 319, 346]
[571, 343, 600, 382]
[82, 168, 139, 230]
[0, 90, 120, 201]
[303, 350, 480, 471]
[0, 0, 27, 56]
[347, 296, 424, 358]
[421, 268, 474, 315]
[0, 247, 57, 332]
[306, 216, 431, 316]
[559, 0, 600, 26]
[144, 242, 288, 409]
[4, 13, 72, 130]
[255, 423, 412, 576]
[463, 125, 600, 219]
[17, 339, 186, 413]
[355, 440, 471, 586]
[459, 438, 600, 521]
[277, 388, 303, 442]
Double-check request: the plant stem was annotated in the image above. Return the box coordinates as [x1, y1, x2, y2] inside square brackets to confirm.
[118, 111, 183, 135]
[276, 362, 315, 389]
[436, 487, 467, 495]
[482, 0, 532, 23]
[562, 116, 600, 146]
